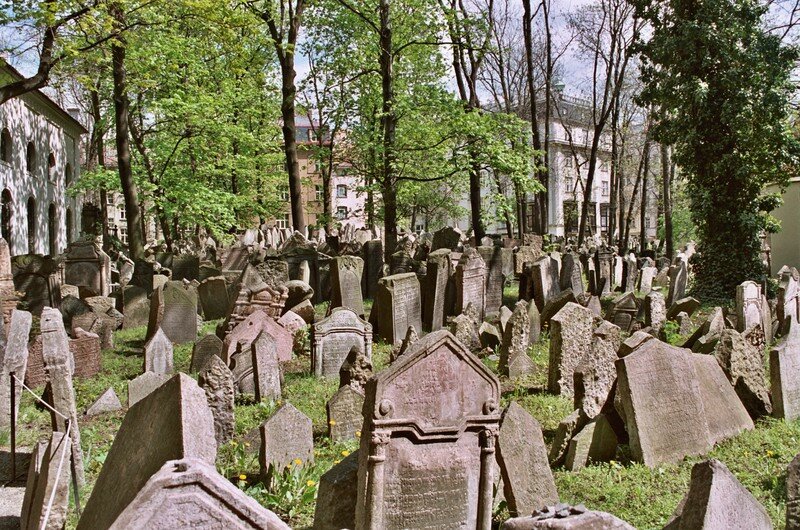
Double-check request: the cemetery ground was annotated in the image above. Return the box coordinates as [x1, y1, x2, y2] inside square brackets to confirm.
[7, 292, 799, 529]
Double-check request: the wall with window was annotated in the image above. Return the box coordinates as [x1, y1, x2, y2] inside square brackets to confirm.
[0, 85, 84, 256]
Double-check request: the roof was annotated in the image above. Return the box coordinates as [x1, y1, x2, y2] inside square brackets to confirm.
[0, 58, 88, 135]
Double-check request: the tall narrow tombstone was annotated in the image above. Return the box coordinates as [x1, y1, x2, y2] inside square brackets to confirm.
[778, 266, 800, 333]
[667, 258, 688, 306]
[330, 255, 365, 316]
[159, 281, 198, 344]
[594, 249, 613, 296]
[361, 240, 384, 300]
[574, 321, 621, 419]
[644, 291, 666, 333]
[736, 280, 764, 332]
[198, 276, 230, 321]
[314, 451, 360, 530]
[638, 266, 657, 294]
[21, 432, 70, 530]
[548, 302, 594, 397]
[63, 240, 111, 297]
[312, 308, 372, 379]
[327, 385, 365, 441]
[122, 285, 150, 329]
[77, 373, 217, 530]
[355, 330, 501, 530]
[375, 273, 422, 345]
[198, 355, 235, 446]
[771, 333, 800, 421]
[143, 327, 174, 375]
[190, 334, 223, 373]
[40, 307, 84, 488]
[0, 237, 17, 324]
[499, 301, 530, 376]
[252, 331, 282, 402]
[559, 253, 584, 295]
[0, 309, 33, 429]
[514, 246, 539, 276]
[478, 246, 507, 316]
[455, 248, 487, 320]
[531, 256, 561, 312]
[622, 254, 638, 293]
[259, 403, 314, 481]
[422, 249, 452, 332]
[130, 260, 155, 294]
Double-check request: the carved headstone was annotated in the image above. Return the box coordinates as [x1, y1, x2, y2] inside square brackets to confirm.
[422, 249, 452, 332]
[127, 371, 171, 407]
[143, 327, 174, 375]
[259, 403, 314, 481]
[198, 355, 235, 446]
[312, 308, 372, 379]
[770, 333, 800, 421]
[330, 255, 365, 316]
[190, 334, 223, 373]
[736, 280, 763, 333]
[63, 240, 111, 297]
[327, 385, 365, 441]
[455, 248, 487, 320]
[549, 302, 595, 397]
[252, 331, 282, 402]
[198, 276, 231, 321]
[0, 310, 32, 429]
[147, 281, 198, 344]
[478, 245, 507, 316]
[375, 273, 422, 345]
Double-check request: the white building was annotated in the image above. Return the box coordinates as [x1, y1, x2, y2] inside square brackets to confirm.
[0, 60, 86, 256]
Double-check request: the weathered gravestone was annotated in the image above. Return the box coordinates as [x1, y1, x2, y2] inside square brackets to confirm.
[122, 285, 150, 329]
[198, 355, 235, 446]
[736, 280, 764, 332]
[327, 385, 365, 442]
[615, 339, 752, 467]
[778, 266, 800, 334]
[496, 402, 558, 517]
[12, 255, 61, 315]
[375, 273, 422, 345]
[314, 451, 360, 530]
[667, 258, 688, 306]
[594, 249, 613, 296]
[638, 266, 657, 295]
[501, 506, 635, 530]
[170, 254, 200, 282]
[573, 321, 620, 419]
[607, 292, 639, 332]
[714, 329, 772, 419]
[623, 254, 638, 293]
[432, 226, 463, 251]
[770, 332, 800, 421]
[41, 307, 85, 488]
[77, 373, 217, 530]
[422, 249, 452, 332]
[313, 307, 372, 379]
[127, 371, 171, 407]
[549, 302, 594, 397]
[20, 432, 70, 530]
[787, 453, 800, 530]
[130, 260, 155, 294]
[478, 245, 508, 316]
[223, 310, 292, 366]
[355, 330, 501, 529]
[514, 246, 540, 276]
[666, 459, 771, 530]
[259, 402, 314, 481]
[146, 281, 198, 344]
[72, 312, 115, 350]
[0, 309, 32, 429]
[198, 276, 231, 321]
[559, 253, 584, 295]
[252, 331, 283, 402]
[330, 255, 365, 316]
[563, 414, 618, 472]
[499, 301, 530, 377]
[529, 257, 561, 312]
[109, 458, 289, 529]
[190, 333, 223, 373]
[85, 387, 122, 416]
[143, 327, 174, 375]
[455, 248, 487, 320]
[361, 240, 384, 300]
[63, 239, 111, 297]
[644, 291, 666, 333]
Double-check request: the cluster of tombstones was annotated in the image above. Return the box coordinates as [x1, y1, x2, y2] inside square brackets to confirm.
[3, 226, 800, 528]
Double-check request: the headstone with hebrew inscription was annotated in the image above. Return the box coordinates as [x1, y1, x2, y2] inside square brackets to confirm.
[455, 248, 487, 320]
[327, 385, 365, 442]
[478, 245, 507, 316]
[259, 402, 314, 482]
[143, 327, 174, 375]
[330, 255, 365, 316]
[375, 273, 422, 345]
[422, 249, 452, 332]
[313, 307, 372, 379]
[355, 330, 501, 529]
[548, 302, 594, 397]
[198, 355, 235, 446]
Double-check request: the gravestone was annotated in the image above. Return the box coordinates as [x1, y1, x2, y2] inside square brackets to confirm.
[563, 414, 618, 471]
[223, 310, 292, 365]
[788, 453, 800, 530]
[623, 254, 638, 293]
[78, 373, 217, 530]
[644, 291, 666, 333]
[40, 307, 85, 488]
[499, 301, 530, 377]
[339, 346, 373, 391]
[0, 309, 32, 429]
[559, 253, 584, 295]
[255, 258, 290, 289]
[531, 256, 561, 312]
[314, 451, 360, 530]
[330, 255, 365, 316]
[770, 333, 800, 421]
[736, 281, 763, 333]
[127, 371, 171, 407]
[422, 249, 452, 332]
[147, 281, 198, 344]
[85, 387, 122, 416]
[714, 329, 771, 419]
[252, 331, 282, 402]
[63, 240, 111, 297]
[478, 245, 507, 316]
[130, 260, 155, 294]
[496, 402, 558, 517]
[198, 355, 235, 446]
[607, 292, 639, 333]
[327, 385, 365, 441]
[109, 458, 289, 529]
[613, 256, 624, 289]
[667, 459, 771, 530]
[375, 273, 422, 345]
[122, 285, 150, 329]
[638, 266, 657, 294]
[455, 248, 487, 320]
[312, 308, 372, 379]
[574, 321, 620, 419]
[432, 226, 462, 251]
[259, 403, 314, 481]
[72, 312, 115, 350]
[549, 302, 595, 397]
[514, 246, 540, 276]
[594, 249, 613, 296]
[355, 330, 501, 529]
[198, 276, 230, 321]
[667, 259, 688, 306]
[190, 334, 223, 373]
[20, 432, 70, 530]
[502, 507, 635, 530]
[12, 255, 61, 315]
[693, 353, 754, 445]
[361, 240, 384, 300]
[171, 254, 200, 282]
[143, 327, 174, 375]
[778, 266, 800, 333]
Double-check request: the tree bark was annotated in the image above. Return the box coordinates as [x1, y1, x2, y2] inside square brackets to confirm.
[523, 0, 547, 234]
[662, 143, 674, 260]
[639, 142, 649, 251]
[111, 6, 144, 260]
[379, 0, 398, 260]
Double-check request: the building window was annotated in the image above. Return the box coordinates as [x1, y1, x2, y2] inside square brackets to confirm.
[120, 227, 128, 244]
[119, 207, 126, 220]
[279, 185, 289, 201]
[315, 185, 324, 202]
[48, 153, 56, 181]
[564, 176, 574, 194]
[276, 214, 289, 229]
[336, 185, 347, 198]
[1, 129, 11, 163]
[26, 142, 36, 174]
[106, 194, 114, 205]
[601, 180, 609, 197]
[600, 204, 609, 230]
[26, 197, 35, 253]
[600, 161, 609, 173]
[336, 206, 348, 220]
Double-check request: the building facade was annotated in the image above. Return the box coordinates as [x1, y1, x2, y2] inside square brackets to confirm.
[0, 60, 86, 257]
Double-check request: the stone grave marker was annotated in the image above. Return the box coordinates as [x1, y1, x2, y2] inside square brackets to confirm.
[455, 248, 487, 320]
[127, 371, 171, 407]
[122, 285, 150, 329]
[375, 273, 422, 345]
[330, 255, 365, 316]
[623, 253, 638, 293]
[787, 453, 800, 530]
[361, 240, 384, 300]
[713, 329, 771, 419]
[549, 302, 594, 397]
[147, 281, 198, 344]
[770, 333, 800, 421]
[223, 310, 292, 365]
[20, 432, 70, 530]
[778, 266, 800, 333]
[63, 240, 111, 297]
[574, 321, 620, 419]
[478, 245, 508, 316]
[143, 327, 174, 375]
[252, 331, 282, 402]
[259, 402, 314, 481]
[171, 254, 200, 282]
[499, 301, 530, 377]
[644, 291, 666, 333]
[85, 387, 122, 416]
[198, 276, 230, 321]
[667, 258, 688, 306]
[314, 451, 360, 530]
[312, 308, 372, 379]
[422, 249, 452, 332]
[530, 256, 561, 312]
[198, 355, 235, 446]
[354, 330, 501, 529]
[736, 280, 763, 332]
[638, 266, 657, 294]
[0, 309, 32, 429]
[563, 414, 618, 472]
[327, 385, 365, 442]
[190, 334, 223, 373]
[559, 253, 584, 295]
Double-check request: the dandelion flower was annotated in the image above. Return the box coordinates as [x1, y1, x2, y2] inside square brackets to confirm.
[306, 479, 316, 487]
[244, 442, 251, 448]
[334, 460, 340, 464]
[341, 450, 350, 457]
[294, 458, 303, 466]
[355, 430, 361, 437]
[238, 474, 247, 481]
[329, 419, 337, 426]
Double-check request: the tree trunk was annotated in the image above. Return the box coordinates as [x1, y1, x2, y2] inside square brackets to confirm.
[639, 142, 649, 252]
[379, 0, 398, 260]
[279, 56, 305, 233]
[469, 156, 485, 241]
[577, 128, 603, 245]
[111, 6, 144, 260]
[623, 133, 650, 251]
[662, 143, 674, 260]
[523, 0, 547, 235]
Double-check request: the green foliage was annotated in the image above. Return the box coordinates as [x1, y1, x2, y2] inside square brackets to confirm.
[635, 0, 800, 299]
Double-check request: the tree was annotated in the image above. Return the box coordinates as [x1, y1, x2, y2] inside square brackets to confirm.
[636, 0, 800, 298]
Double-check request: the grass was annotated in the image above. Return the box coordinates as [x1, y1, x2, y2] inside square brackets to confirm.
[7, 289, 799, 529]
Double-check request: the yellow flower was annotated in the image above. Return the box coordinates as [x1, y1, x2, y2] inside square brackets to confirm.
[294, 458, 303, 466]
[341, 450, 350, 457]
[238, 474, 247, 481]
[231, 441, 239, 447]
[334, 460, 340, 464]
[329, 419, 337, 426]
[355, 430, 361, 438]
[244, 442, 251, 448]
[306, 479, 316, 487]
[767, 450, 775, 457]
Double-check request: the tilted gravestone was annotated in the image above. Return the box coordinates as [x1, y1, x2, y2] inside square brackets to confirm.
[77, 373, 217, 530]
[496, 402, 558, 517]
[374, 273, 422, 345]
[0, 309, 32, 429]
[259, 402, 314, 482]
[127, 371, 171, 407]
[787, 453, 800, 530]
[190, 334, 223, 373]
[146, 281, 198, 344]
[574, 321, 620, 419]
[778, 266, 800, 333]
[223, 310, 292, 366]
[122, 285, 150, 329]
[713, 329, 772, 419]
[530, 256, 561, 312]
[355, 330, 501, 529]
[770, 332, 800, 421]
[638, 266, 657, 294]
[41, 307, 85, 488]
[312, 307, 372, 379]
[564, 414, 618, 472]
[63, 239, 111, 297]
[666, 258, 688, 306]
[559, 253, 584, 295]
[478, 245, 507, 316]
[422, 249, 452, 332]
[251, 331, 282, 402]
[170, 254, 200, 282]
[143, 327, 174, 375]
[327, 385, 365, 442]
[314, 451, 360, 530]
[198, 355, 235, 446]
[109, 458, 289, 529]
[548, 302, 594, 397]
[330, 255, 365, 317]
[20, 432, 71, 530]
[606, 292, 639, 333]
[198, 276, 231, 321]
[499, 301, 530, 377]
[361, 240, 384, 300]
[455, 248, 487, 320]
